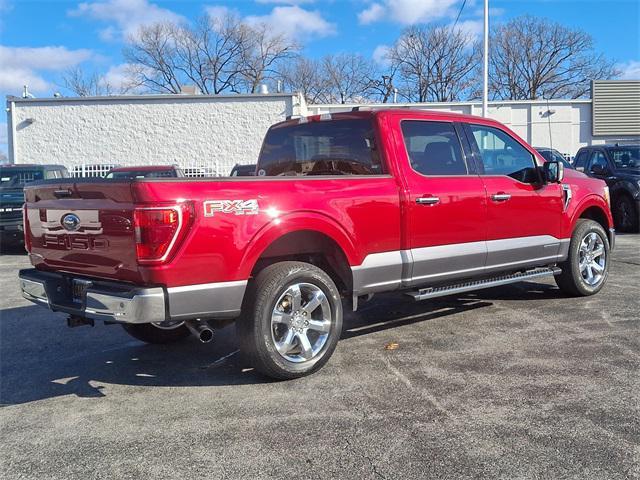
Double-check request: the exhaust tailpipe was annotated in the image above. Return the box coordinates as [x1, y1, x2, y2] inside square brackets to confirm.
[185, 320, 214, 343]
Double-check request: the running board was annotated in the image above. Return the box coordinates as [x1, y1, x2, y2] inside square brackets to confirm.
[406, 267, 562, 301]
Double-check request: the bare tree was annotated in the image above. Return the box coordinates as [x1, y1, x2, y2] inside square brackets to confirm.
[280, 57, 330, 104]
[489, 15, 619, 100]
[389, 25, 479, 102]
[239, 22, 299, 93]
[321, 53, 379, 103]
[61, 67, 117, 96]
[123, 13, 298, 95]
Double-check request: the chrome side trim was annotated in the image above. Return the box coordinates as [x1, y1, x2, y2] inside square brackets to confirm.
[167, 280, 247, 320]
[351, 251, 404, 295]
[351, 235, 571, 294]
[407, 240, 487, 285]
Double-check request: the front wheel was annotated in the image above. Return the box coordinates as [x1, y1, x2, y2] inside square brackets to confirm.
[237, 261, 343, 380]
[122, 321, 190, 344]
[555, 219, 610, 296]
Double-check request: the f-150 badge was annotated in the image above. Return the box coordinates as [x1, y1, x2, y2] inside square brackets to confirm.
[204, 199, 259, 217]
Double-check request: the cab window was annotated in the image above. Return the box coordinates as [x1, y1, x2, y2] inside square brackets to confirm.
[400, 121, 467, 176]
[468, 124, 538, 183]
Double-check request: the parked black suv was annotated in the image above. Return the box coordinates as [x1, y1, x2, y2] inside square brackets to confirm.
[573, 145, 640, 232]
[0, 164, 69, 245]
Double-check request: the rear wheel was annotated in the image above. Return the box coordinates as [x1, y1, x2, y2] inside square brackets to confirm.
[122, 321, 190, 344]
[237, 261, 343, 380]
[613, 195, 639, 233]
[555, 219, 610, 296]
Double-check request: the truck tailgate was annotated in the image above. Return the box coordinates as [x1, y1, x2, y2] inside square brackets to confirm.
[24, 181, 141, 282]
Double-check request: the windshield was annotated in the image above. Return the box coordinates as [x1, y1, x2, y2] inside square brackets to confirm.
[106, 169, 177, 179]
[536, 149, 573, 169]
[0, 169, 44, 189]
[258, 118, 383, 176]
[609, 147, 640, 169]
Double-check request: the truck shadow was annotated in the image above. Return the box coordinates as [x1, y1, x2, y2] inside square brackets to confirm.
[1, 282, 561, 405]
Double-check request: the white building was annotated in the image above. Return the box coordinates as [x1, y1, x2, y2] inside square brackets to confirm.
[5, 81, 639, 175]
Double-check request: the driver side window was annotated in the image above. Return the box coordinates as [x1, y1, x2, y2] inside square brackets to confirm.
[588, 152, 608, 172]
[468, 124, 537, 183]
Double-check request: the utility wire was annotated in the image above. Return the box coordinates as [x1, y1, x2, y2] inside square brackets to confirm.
[452, 0, 468, 31]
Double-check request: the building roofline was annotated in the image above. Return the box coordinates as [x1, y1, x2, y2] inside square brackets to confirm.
[310, 99, 593, 108]
[6, 92, 298, 104]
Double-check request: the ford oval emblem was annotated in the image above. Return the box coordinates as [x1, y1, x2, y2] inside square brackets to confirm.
[61, 213, 81, 232]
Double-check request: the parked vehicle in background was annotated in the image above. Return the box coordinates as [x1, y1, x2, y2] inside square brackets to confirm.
[105, 165, 184, 179]
[534, 147, 573, 170]
[1, 164, 69, 246]
[19, 110, 614, 379]
[573, 145, 640, 232]
[229, 164, 256, 177]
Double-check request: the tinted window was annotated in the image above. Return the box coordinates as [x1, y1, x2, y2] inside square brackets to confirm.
[469, 125, 537, 182]
[0, 168, 44, 188]
[574, 151, 589, 169]
[609, 147, 639, 169]
[401, 121, 467, 175]
[588, 152, 608, 172]
[258, 119, 383, 176]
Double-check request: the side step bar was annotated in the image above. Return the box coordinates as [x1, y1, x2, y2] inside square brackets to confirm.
[406, 267, 562, 301]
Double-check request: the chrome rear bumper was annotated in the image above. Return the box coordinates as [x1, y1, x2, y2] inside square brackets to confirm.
[19, 269, 246, 324]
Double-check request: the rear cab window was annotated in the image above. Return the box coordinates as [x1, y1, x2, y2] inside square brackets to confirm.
[257, 118, 384, 176]
[400, 121, 468, 176]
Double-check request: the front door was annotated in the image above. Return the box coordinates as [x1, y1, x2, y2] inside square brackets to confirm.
[464, 123, 565, 272]
[393, 117, 488, 286]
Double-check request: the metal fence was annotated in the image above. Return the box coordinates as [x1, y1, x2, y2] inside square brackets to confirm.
[69, 163, 226, 178]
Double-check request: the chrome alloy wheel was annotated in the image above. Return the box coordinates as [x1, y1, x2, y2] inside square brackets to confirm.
[271, 283, 332, 363]
[579, 232, 606, 286]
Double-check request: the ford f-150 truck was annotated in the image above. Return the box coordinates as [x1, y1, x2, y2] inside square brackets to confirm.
[19, 110, 614, 379]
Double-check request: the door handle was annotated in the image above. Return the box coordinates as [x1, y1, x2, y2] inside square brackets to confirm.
[416, 196, 440, 205]
[491, 193, 511, 202]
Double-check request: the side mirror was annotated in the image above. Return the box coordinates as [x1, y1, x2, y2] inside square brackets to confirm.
[543, 160, 564, 183]
[590, 164, 607, 176]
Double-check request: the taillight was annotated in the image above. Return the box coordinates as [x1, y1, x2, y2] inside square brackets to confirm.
[23, 205, 32, 253]
[133, 202, 193, 264]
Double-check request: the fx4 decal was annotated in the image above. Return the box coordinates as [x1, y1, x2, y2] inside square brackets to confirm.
[204, 199, 259, 217]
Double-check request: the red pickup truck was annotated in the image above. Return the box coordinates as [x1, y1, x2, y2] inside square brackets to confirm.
[19, 109, 614, 379]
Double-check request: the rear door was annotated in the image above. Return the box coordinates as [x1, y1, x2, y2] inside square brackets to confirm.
[392, 115, 487, 286]
[464, 123, 565, 272]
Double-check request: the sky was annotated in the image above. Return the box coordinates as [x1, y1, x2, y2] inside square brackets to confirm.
[0, 0, 639, 154]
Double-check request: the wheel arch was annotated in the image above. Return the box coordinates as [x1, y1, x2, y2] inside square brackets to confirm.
[570, 196, 614, 245]
[239, 213, 358, 294]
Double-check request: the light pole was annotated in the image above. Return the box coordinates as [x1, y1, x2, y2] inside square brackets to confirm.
[482, 0, 489, 117]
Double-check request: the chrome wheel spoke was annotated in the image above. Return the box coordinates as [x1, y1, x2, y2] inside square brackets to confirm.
[272, 311, 292, 326]
[591, 261, 604, 273]
[276, 328, 295, 354]
[296, 332, 313, 360]
[591, 246, 604, 258]
[303, 291, 325, 315]
[289, 284, 302, 311]
[307, 319, 331, 333]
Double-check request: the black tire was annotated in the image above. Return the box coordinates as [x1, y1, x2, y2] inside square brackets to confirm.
[122, 322, 190, 344]
[237, 261, 343, 380]
[613, 194, 639, 233]
[555, 219, 610, 296]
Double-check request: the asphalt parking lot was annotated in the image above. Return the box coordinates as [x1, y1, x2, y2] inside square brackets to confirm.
[1, 236, 638, 480]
